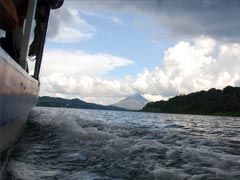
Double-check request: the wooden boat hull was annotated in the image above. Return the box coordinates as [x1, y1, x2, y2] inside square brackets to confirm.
[0, 48, 39, 152]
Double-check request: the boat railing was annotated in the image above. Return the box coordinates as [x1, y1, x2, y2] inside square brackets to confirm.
[19, 0, 38, 71]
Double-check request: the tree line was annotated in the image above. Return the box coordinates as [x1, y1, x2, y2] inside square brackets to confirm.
[142, 86, 240, 117]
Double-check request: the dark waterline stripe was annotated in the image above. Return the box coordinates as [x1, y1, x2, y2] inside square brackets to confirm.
[0, 95, 38, 126]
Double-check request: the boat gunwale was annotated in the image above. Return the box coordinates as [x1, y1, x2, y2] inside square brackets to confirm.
[0, 47, 39, 86]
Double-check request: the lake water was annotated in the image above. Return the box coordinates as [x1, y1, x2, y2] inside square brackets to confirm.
[1, 107, 240, 180]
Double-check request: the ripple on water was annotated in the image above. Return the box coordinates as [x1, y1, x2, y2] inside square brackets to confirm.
[2, 107, 240, 180]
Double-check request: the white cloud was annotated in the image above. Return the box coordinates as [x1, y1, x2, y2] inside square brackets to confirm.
[48, 5, 96, 42]
[50, 26, 93, 43]
[80, 11, 123, 24]
[143, 94, 169, 102]
[40, 37, 240, 104]
[40, 73, 135, 104]
[131, 37, 240, 96]
[40, 49, 134, 77]
[39, 49, 135, 104]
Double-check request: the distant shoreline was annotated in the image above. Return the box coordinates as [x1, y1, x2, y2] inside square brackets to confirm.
[140, 110, 240, 117]
[142, 86, 240, 117]
[37, 86, 240, 117]
[37, 96, 127, 111]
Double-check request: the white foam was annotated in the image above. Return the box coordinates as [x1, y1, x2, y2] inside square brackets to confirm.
[9, 160, 59, 180]
[152, 168, 190, 180]
[8, 107, 239, 179]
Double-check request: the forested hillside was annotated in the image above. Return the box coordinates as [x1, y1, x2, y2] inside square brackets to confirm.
[37, 96, 126, 111]
[142, 86, 240, 116]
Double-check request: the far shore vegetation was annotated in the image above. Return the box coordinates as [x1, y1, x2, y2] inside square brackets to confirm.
[142, 86, 240, 117]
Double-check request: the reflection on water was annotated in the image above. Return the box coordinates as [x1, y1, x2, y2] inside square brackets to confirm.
[2, 107, 240, 180]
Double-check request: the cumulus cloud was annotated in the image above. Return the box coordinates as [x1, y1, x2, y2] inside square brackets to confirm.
[40, 49, 134, 77]
[39, 49, 135, 104]
[40, 37, 240, 104]
[72, 0, 240, 42]
[48, 5, 96, 42]
[132, 37, 240, 96]
[41, 73, 134, 97]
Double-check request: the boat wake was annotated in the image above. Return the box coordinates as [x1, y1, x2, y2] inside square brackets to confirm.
[2, 107, 240, 180]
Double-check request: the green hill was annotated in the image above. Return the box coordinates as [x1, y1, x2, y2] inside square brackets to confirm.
[142, 86, 240, 117]
[37, 96, 127, 111]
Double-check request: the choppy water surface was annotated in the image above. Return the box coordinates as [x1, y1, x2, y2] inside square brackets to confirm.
[3, 107, 240, 180]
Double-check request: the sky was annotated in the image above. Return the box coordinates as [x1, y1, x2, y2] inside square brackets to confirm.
[37, 0, 240, 105]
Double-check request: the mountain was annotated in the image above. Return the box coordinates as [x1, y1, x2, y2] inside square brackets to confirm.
[37, 96, 126, 111]
[112, 94, 149, 110]
[142, 86, 240, 117]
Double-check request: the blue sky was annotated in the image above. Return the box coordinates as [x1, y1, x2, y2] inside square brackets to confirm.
[38, 0, 240, 105]
[45, 10, 173, 79]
